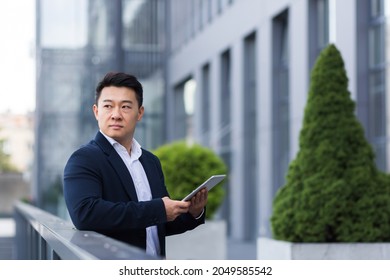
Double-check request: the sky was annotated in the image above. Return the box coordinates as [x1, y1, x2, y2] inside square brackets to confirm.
[0, 1, 36, 114]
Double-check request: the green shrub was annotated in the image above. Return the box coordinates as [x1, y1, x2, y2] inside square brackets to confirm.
[271, 44, 390, 242]
[0, 138, 18, 173]
[154, 141, 227, 219]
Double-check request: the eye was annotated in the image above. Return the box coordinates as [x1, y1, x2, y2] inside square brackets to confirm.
[122, 105, 131, 110]
[103, 104, 112, 108]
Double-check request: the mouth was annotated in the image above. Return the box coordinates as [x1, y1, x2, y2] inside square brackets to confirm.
[109, 125, 123, 129]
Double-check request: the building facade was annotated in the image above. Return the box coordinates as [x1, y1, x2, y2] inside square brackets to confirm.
[166, 0, 389, 241]
[34, 0, 167, 212]
[34, 0, 389, 243]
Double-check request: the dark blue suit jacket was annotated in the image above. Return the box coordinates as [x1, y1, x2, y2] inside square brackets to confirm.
[63, 132, 205, 256]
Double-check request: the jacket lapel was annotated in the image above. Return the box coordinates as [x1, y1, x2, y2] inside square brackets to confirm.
[94, 132, 139, 202]
[139, 152, 166, 199]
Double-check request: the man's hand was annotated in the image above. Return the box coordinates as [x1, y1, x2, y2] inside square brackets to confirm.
[188, 188, 208, 218]
[162, 197, 190, 221]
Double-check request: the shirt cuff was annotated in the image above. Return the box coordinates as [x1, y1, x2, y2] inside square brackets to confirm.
[195, 208, 205, 219]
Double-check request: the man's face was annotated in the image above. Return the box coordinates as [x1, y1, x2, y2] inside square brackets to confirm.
[93, 86, 144, 148]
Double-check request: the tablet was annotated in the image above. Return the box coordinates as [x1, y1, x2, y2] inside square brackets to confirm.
[181, 175, 226, 201]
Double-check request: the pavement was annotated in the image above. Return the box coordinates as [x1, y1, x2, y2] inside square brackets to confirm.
[227, 238, 257, 260]
[0, 218, 15, 237]
[0, 218, 15, 260]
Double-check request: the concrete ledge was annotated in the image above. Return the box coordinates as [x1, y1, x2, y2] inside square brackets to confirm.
[166, 220, 226, 259]
[257, 237, 390, 260]
[0, 218, 15, 237]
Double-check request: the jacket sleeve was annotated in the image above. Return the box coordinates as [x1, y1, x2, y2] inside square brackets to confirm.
[63, 147, 167, 231]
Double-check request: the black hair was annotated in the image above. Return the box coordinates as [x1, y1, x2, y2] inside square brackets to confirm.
[95, 72, 143, 107]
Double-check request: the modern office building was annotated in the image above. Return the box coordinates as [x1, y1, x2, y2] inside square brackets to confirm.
[165, 0, 388, 242]
[34, 0, 166, 212]
[34, 0, 388, 244]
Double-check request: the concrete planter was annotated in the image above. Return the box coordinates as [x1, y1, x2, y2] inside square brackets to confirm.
[257, 237, 390, 260]
[166, 220, 226, 260]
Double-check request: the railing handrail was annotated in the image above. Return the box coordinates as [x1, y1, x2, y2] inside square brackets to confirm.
[14, 201, 159, 260]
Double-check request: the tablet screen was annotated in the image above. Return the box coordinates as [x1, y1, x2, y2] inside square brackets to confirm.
[181, 175, 226, 201]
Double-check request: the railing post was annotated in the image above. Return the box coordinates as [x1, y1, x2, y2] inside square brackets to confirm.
[13, 205, 27, 260]
[52, 250, 60, 260]
[39, 236, 47, 259]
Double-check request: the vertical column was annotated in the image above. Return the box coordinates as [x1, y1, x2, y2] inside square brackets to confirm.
[258, 20, 273, 238]
[290, 0, 309, 159]
[229, 39, 245, 239]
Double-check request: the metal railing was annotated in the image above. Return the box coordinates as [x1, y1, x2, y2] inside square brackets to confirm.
[14, 201, 159, 260]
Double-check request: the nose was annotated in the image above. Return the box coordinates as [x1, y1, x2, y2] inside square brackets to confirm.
[111, 107, 122, 120]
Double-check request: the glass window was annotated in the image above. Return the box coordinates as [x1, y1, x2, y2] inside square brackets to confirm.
[243, 32, 258, 239]
[217, 0, 223, 14]
[308, 0, 329, 70]
[220, 49, 231, 150]
[218, 49, 232, 227]
[317, 0, 329, 48]
[371, 0, 384, 17]
[368, 24, 385, 67]
[367, 0, 386, 170]
[184, 78, 196, 142]
[272, 10, 290, 195]
[173, 82, 187, 140]
[173, 78, 196, 141]
[199, 0, 204, 30]
[89, 0, 113, 48]
[201, 64, 211, 145]
[369, 72, 386, 136]
[122, 0, 164, 50]
[135, 75, 165, 149]
[207, 0, 213, 22]
[40, 0, 88, 48]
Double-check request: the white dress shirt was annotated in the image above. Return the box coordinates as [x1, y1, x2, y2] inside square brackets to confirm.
[101, 132, 160, 256]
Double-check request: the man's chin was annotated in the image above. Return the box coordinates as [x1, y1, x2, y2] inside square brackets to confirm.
[105, 130, 123, 139]
[108, 131, 121, 137]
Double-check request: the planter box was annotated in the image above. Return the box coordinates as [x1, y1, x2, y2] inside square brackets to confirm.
[257, 237, 390, 260]
[166, 220, 226, 259]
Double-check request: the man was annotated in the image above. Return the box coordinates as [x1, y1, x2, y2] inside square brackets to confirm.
[63, 72, 207, 257]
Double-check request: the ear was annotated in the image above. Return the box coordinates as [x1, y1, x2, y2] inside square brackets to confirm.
[137, 106, 144, 121]
[93, 104, 99, 120]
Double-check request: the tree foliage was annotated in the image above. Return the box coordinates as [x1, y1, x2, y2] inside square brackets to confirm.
[154, 141, 227, 219]
[0, 138, 18, 173]
[271, 44, 390, 242]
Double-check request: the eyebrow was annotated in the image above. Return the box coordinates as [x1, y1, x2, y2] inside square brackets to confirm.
[102, 99, 133, 104]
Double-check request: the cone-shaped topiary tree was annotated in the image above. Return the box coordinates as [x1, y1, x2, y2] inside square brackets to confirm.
[271, 44, 390, 242]
[153, 141, 227, 219]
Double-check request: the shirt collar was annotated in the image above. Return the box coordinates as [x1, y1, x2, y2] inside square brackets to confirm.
[100, 130, 142, 159]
